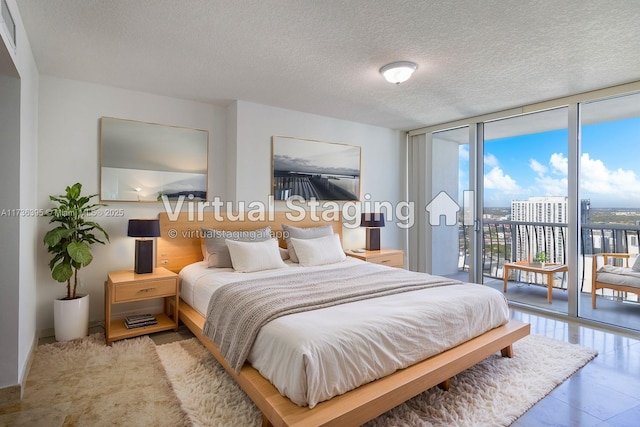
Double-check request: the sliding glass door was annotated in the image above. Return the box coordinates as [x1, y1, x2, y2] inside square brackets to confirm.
[579, 92, 640, 331]
[482, 108, 569, 314]
[416, 82, 640, 331]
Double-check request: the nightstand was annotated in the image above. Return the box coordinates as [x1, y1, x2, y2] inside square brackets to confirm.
[346, 248, 405, 268]
[104, 267, 179, 345]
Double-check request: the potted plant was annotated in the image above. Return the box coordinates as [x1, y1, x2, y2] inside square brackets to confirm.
[44, 183, 110, 341]
[533, 251, 547, 267]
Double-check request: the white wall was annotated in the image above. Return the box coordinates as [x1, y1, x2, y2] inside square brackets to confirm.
[36, 76, 226, 331]
[225, 102, 238, 199]
[0, 64, 21, 393]
[17, 28, 39, 389]
[0, 0, 39, 396]
[232, 100, 406, 250]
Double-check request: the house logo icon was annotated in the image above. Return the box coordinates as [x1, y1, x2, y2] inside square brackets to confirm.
[425, 191, 460, 226]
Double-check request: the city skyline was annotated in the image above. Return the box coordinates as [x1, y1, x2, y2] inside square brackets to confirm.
[459, 116, 640, 208]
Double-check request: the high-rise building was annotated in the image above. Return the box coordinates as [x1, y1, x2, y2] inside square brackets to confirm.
[511, 196, 567, 263]
[581, 199, 591, 224]
[581, 199, 593, 255]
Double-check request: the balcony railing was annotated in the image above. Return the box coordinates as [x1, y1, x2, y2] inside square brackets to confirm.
[459, 220, 640, 297]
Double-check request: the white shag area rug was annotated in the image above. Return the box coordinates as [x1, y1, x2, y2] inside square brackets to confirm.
[156, 334, 597, 427]
[20, 334, 189, 427]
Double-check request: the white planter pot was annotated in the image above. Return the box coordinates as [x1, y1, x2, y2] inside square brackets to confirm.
[54, 294, 90, 341]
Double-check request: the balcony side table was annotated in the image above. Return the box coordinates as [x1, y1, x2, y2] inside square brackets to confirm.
[503, 261, 568, 304]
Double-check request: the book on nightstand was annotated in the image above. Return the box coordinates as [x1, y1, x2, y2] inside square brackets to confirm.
[124, 314, 158, 329]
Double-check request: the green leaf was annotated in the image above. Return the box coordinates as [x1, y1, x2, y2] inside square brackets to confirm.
[67, 241, 93, 266]
[68, 183, 82, 199]
[84, 221, 110, 242]
[44, 227, 73, 247]
[48, 253, 65, 270]
[51, 262, 73, 282]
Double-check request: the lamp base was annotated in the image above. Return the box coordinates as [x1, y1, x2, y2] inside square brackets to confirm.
[134, 239, 154, 274]
[365, 228, 381, 251]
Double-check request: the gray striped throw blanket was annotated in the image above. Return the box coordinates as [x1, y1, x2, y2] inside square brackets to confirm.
[202, 263, 461, 372]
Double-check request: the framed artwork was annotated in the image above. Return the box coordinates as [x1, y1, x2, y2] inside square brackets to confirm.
[272, 136, 361, 201]
[100, 117, 208, 202]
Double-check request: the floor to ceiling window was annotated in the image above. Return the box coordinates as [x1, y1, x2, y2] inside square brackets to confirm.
[409, 81, 640, 332]
[482, 108, 569, 315]
[579, 92, 640, 331]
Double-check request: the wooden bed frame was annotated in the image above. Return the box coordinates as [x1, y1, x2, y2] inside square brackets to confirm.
[157, 211, 530, 427]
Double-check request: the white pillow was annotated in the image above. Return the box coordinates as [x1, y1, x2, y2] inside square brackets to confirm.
[290, 234, 346, 267]
[282, 224, 334, 263]
[632, 255, 640, 272]
[201, 226, 272, 268]
[225, 238, 288, 273]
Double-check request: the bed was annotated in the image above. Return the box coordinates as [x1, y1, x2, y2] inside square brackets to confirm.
[157, 211, 530, 427]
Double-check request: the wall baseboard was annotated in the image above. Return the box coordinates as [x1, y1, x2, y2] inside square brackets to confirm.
[0, 334, 37, 406]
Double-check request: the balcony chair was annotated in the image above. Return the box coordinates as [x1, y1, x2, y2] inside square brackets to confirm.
[591, 253, 640, 308]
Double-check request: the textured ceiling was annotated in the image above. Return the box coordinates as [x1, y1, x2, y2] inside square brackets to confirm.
[15, 0, 640, 130]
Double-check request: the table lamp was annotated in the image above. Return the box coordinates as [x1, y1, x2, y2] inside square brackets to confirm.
[360, 213, 385, 251]
[127, 219, 161, 274]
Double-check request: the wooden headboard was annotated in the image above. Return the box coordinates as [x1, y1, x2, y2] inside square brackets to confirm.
[157, 211, 343, 273]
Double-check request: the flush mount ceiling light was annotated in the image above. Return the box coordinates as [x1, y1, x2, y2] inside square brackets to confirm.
[380, 61, 418, 84]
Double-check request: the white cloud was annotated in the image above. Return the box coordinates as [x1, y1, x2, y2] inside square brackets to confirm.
[529, 159, 547, 176]
[459, 145, 469, 161]
[530, 153, 567, 195]
[484, 166, 521, 193]
[581, 153, 640, 198]
[550, 153, 567, 175]
[484, 153, 499, 167]
[529, 152, 640, 200]
[484, 150, 640, 205]
[535, 175, 567, 196]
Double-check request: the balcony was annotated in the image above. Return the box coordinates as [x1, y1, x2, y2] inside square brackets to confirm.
[456, 220, 640, 331]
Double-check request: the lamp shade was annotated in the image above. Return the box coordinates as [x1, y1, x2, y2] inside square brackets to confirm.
[360, 213, 385, 228]
[127, 219, 160, 238]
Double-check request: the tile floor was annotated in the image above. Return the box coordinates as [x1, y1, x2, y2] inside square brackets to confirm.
[11, 307, 640, 426]
[510, 308, 640, 426]
[485, 277, 640, 332]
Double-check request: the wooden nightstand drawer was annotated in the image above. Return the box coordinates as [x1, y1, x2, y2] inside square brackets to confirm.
[113, 278, 177, 302]
[368, 252, 404, 267]
[345, 248, 405, 268]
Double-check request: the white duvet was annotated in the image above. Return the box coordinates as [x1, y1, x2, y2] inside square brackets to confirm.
[180, 258, 510, 408]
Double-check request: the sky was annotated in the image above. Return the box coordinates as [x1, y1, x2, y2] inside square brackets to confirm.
[459, 117, 640, 208]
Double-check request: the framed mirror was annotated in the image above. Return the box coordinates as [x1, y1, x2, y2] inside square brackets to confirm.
[100, 117, 208, 202]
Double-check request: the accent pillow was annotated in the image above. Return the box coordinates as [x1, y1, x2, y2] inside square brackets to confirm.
[632, 255, 640, 272]
[282, 224, 334, 263]
[225, 238, 288, 273]
[289, 234, 346, 267]
[201, 226, 272, 268]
